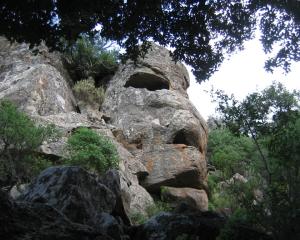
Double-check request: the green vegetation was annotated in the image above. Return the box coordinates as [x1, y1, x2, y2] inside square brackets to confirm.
[73, 77, 105, 109]
[2, 1, 300, 82]
[130, 200, 172, 225]
[64, 127, 119, 174]
[208, 82, 300, 239]
[63, 34, 119, 85]
[0, 100, 57, 187]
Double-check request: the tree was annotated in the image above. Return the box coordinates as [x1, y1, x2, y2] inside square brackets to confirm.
[0, 100, 57, 187]
[1, 0, 299, 82]
[62, 33, 119, 84]
[210, 83, 300, 239]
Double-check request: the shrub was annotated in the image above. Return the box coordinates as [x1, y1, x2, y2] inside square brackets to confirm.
[73, 77, 105, 108]
[129, 200, 172, 225]
[146, 200, 172, 218]
[129, 212, 148, 225]
[0, 100, 57, 187]
[64, 127, 119, 174]
[63, 34, 119, 85]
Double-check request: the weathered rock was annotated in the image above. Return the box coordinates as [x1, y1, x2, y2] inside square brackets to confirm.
[0, 190, 113, 240]
[101, 170, 154, 224]
[9, 184, 28, 200]
[102, 44, 207, 151]
[18, 166, 116, 226]
[102, 43, 208, 193]
[96, 213, 128, 240]
[132, 207, 226, 240]
[34, 112, 149, 179]
[139, 144, 207, 193]
[0, 37, 76, 116]
[161, 186, 208, 211]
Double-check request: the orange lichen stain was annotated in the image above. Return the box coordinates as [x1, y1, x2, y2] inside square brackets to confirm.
[174, 144, 187, 151]
[145, 158, 154, 172]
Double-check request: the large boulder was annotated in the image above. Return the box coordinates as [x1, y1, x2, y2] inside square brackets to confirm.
[132, 208, 226, 240]
[101, 170, 154, 224]
[138, 144, 207, 193]
[0, 37, 76, 116]
[132, 205, 272, 240]
[0, 190, 114, 240]
[102, 44, 208, 192]
[18, 166, 116, 226]
[161, 186, 208, 211]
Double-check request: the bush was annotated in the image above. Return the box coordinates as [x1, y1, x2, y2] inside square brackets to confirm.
[208, 128, 260, 180]
[129, 200, 172, 225]
[63, 34, 119, 85]
[0, 100, 57, 187]
[73, 77, 105, 109]
[64, 127, 119, 174]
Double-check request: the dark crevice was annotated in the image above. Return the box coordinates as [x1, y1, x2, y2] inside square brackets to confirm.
[75, 105, 81, 113]
[173, 130, 201, 152]
[124, 72, 169, 91]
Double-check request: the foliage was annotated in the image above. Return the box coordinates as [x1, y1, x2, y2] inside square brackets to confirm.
[63, 34, 119, 84]
[64, 127, 119, 174]
[217, 208, 254, 240]
[208, 128, 259, 179]
[211, 82, 300, 137]
[145, 201, 172, 218]
[73, 77, 105, 108]
[209, 83, 300, 239]
[129, 211, 148, 225]
[0, 100, 57, 187]
[129, 200, 172, 225]
[1, 1, 300, 82]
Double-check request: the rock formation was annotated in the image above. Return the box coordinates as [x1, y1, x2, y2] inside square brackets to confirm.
[102, 44, 208, 199]
[0, 38, 216, 239]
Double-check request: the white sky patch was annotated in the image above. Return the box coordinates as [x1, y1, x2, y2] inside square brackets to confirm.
[187, 36, 300, 120]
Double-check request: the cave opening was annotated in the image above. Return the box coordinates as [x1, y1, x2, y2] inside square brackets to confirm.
[124, 72, 169, 91]
[173, 130, 201, 151]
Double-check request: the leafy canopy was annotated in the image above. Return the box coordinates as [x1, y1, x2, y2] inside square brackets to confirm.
[1, 0, 299, 82]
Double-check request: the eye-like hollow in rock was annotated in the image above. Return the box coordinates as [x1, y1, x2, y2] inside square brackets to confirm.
[173, 129, 202, 152]
[124, 72, 169, 91]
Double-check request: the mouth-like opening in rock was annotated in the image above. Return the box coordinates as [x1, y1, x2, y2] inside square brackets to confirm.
[124, 72, 169, 91]
[173, 130, 201, 151]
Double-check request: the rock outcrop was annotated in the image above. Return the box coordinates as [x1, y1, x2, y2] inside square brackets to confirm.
[133, 207, 226, 240]
[0, 38, 212, 238]
[19, 166, 116, 226]
[102, 44, 208, 201]
[161, 186, 208, 211]
[0, 37, 76, 116]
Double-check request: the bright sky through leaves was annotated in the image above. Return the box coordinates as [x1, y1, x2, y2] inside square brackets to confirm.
[187, 34, 300, 120]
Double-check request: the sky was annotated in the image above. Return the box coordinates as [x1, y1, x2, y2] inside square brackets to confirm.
[187, 36, 300, 120]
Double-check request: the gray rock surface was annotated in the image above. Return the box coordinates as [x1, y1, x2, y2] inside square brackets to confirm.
[161, 186, 208, 211]
[139, 144, 207, 193]
[102, 44, 208, 191]
[35, 112, 149, 179]
[101, 170, 154, 224]
[0, 37, 76, 115]
[0, 190, 115, 240]
[18, 166, 116, 226]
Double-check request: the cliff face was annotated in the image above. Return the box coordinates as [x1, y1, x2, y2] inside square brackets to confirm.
[103, 44, 208, 195]
[0, 38, 212, 239]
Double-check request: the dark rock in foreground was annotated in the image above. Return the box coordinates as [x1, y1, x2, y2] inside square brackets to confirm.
[132, 206, 225, 240]
[18, 166, 116, 227]
[0, 190, 113, 240]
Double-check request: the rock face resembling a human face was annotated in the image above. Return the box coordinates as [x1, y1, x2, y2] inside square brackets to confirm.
[102, 44, 208, 193]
